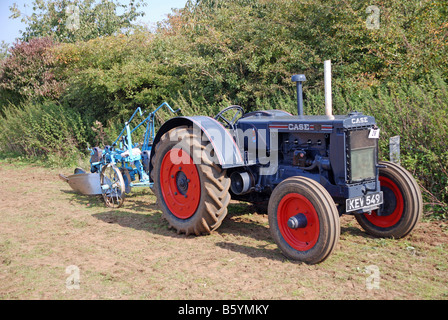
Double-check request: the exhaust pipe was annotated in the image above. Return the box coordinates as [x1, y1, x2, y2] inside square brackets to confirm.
[324, 60, 333, 117]
[291, 74, 306, 116]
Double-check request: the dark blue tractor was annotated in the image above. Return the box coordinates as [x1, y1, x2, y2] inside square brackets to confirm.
[149, 75, 422, 264]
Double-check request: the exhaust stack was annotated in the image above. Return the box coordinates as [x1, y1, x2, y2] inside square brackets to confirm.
[324, 60, 333, 117]
[291, 74, 307, 116]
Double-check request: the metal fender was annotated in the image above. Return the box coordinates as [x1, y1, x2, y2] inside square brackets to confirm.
[149, 116, 244, 181]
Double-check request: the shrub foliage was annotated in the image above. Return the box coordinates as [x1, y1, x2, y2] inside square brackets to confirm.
[0, 101, 89, 166]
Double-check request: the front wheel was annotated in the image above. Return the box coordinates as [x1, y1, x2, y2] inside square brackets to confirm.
[268, 176, 340, 264]
[355, 161, 423, 238]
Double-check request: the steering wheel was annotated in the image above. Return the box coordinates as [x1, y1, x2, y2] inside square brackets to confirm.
[214, 105, 245, 129]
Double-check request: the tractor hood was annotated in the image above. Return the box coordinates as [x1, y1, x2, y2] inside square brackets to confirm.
[236, 110, 377, 133]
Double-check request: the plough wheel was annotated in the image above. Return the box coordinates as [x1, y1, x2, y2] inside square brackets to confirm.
[100, 164, 126, 208]
[119, 167, 132, 194]
[355, 161, 422, 238]
[268, 176, 340, 264]
[151, 126, 231, 235]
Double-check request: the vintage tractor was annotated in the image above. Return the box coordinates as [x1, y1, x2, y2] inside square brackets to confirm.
[149, 68, 422, 264]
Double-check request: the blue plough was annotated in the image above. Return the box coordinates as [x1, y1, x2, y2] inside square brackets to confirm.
[87, 102, 180, 208]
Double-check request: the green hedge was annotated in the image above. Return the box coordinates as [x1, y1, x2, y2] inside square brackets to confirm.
[0, 101, 89, 167]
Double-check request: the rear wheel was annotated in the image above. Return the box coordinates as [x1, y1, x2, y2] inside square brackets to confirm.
[268, 176, 340, 264]
[151, 126, 231, 235]
[355, 161, 422, 238]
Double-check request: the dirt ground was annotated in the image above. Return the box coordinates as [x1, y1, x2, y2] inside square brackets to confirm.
[0, 162, 447, 300]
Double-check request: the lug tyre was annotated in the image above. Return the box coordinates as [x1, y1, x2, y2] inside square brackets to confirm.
[151, 126, 231, 235]
[355, 161, 422, 238]
[268, 176, 340, 264]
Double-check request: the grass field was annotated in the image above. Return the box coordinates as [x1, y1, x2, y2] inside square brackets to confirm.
[0, 162, 447, 300]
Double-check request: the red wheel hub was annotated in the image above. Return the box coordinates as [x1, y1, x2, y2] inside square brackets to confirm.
[277, 193, 320, 251]
[364, 176, 404, 228]
[160, 148, 201, 219]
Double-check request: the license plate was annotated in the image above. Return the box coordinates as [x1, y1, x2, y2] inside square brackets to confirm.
[346, 192, 383, 212]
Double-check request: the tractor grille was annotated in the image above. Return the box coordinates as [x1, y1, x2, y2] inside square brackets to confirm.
[346, 128, 377, 183]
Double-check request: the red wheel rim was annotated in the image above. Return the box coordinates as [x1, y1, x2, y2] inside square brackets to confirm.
[160, 148, 201, 219]
[364, 176, 404, 228]
[277, 193, 320, 251]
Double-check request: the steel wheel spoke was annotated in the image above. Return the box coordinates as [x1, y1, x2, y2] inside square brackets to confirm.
[100, 164, 125, 208]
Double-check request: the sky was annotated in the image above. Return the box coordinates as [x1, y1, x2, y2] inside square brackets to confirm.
[0, 0, 188, 45]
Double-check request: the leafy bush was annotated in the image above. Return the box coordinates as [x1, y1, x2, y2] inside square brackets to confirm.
[52, 33, 174, 124]
[159, 0, 448, 108]
[0, 37, 63, 111]
[0, 101, 89, 167]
